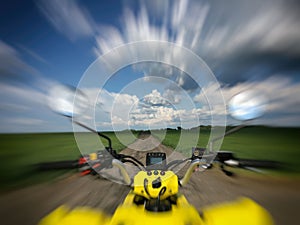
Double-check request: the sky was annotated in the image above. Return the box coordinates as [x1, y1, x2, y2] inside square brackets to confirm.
[0, 0, 300, 133]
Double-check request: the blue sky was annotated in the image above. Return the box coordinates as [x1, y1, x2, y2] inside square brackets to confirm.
[0, 0, 300, 133]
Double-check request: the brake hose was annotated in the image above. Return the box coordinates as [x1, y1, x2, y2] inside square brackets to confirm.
[156, 186, 167, 209]
[144, 178, 151, 197]
[119, 154, 145, 169]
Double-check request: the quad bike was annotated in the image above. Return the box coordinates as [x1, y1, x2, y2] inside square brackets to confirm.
[38, 150, 275, 225]
[38, 86, 276, 225]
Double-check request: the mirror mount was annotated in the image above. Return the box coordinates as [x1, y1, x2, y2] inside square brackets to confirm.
[48, 84, 113, 151]
[72, 119, 113, 151]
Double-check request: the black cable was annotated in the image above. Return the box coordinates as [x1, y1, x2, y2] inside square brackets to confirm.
[144, 178, 150, 197]
[121, 159, 144, 171]
[166, 158, 190, 170]
[119, 154, 145, 168]
[156, 186, 167, 210]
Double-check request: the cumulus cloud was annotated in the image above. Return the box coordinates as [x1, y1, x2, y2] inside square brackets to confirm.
[142, 89, 171, 106]
[130, 106, 185, 126]
[37, 0, 95, 40]
[91, 88, 202, 130]
[162, 89, 181, 105]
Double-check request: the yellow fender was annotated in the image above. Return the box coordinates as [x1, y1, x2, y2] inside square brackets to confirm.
[38, 205, 110, 225]
[202, 197, 274, 225]
[38, 197, 274, 225]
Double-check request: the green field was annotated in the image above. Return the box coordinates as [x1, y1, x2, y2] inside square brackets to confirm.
[0, 127, 299, 190]
[0, 131, 138, 190]
[154, 126, 300, 174]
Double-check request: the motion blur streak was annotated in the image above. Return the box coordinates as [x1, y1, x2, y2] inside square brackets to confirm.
[1, 0, 300, 130]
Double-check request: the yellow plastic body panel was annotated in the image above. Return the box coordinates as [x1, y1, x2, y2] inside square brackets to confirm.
[109, 193, 204, 225]
[38, 205, 109, 225]
[133, 170, 178, 199]
[202, 197, 274, 225]
[38, 168, 274, 225]
[38, 197, 274, 225]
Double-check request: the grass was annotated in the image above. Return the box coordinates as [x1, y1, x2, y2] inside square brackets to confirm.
[0, 126, 299, 190]
[154, 126, 300, 174]
[153, 127, 210, 154]
[0, 131, 138, 190]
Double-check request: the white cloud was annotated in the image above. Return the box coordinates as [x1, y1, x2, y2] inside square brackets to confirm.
[89, 89, 140, 130]
[92, 88, 201, 130]
[0, 83, 47, 106]
[0, 103, 30, 112]
[0, 82, 60, 132]
[204, 1, 300, 58]
[194, 76, 300, 126]
[223, 76, 300, 116]
[129, 105, 184, 127]
[143, 89, 170, 106]
[92, 0, 300, 91]
[91, 1, 194, 89]
[163, 89, 181, 104]
[134, 63, 174, 81]
[37, 0, 95, 40]
[33, 0, 300, 128]
[17, 45, 49, 65]
[0, 40, 37, 78]
[0, 39, 71, 132]
[7, 118, 45, 126]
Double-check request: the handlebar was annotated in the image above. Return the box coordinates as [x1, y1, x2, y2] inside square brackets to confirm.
[112, 159, 131, 186]
[179, 159, 200, 186]
[239, 159, 281, 168]
[36, 160, 79, 170]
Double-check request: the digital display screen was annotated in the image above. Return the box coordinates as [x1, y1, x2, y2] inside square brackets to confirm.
[146, 152, 166, 169]
[150, 157, 163, 165]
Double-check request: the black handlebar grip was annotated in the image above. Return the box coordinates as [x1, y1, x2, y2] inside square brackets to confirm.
[238, 159, 280, 169]
[36, 160, 79, 170]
